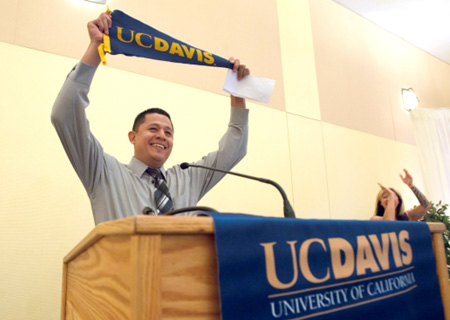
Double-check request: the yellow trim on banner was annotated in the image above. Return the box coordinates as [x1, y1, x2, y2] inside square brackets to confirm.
[103, 34, 111, 53]
[98, 43, 106, 65]
[98, 34, 111, 65]
[98, 7, 112, 66]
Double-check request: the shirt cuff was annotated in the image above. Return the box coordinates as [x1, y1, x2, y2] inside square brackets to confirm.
[230, 106, 249, 125]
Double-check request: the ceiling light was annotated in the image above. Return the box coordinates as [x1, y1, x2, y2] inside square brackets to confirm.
[69, 0, 109, 7]
[85, 0, 107, 3]
[401, 88, 419, 111]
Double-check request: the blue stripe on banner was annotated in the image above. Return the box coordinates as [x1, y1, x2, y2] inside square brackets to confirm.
[209, 213, 445, 320]
[108, 10, 233, 69]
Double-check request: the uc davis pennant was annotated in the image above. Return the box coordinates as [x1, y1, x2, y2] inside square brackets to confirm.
[209, 213, 445, 320]
[100, 10, 233, 69]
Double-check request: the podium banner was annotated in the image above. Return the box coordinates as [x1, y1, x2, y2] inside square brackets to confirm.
[210, 213, 445, 320]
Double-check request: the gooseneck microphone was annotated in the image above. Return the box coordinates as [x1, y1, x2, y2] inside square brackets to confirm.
[142, 207, 155, 215]
[143, 206, 217, 216]
[161, 206, 217, 216]
[180, 162, 296, 218]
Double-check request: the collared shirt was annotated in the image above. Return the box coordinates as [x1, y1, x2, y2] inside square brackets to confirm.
[52, 62, 249, 224]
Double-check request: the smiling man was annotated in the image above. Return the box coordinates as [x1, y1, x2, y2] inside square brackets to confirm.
[52, 12, 250, 224]
[129, 108, 175, 169]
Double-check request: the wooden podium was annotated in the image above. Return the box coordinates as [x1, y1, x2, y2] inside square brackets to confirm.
[61, 216, 450, 320]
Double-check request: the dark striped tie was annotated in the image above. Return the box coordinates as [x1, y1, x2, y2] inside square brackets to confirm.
[146, 167, 173, 214]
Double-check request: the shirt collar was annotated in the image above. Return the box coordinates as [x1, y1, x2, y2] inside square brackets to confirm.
[129, 157, 167, 180]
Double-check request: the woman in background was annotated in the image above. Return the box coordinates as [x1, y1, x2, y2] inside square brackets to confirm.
[371, 169, 430, 221]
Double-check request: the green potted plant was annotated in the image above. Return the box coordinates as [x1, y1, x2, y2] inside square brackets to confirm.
[421, 201, 450, 279]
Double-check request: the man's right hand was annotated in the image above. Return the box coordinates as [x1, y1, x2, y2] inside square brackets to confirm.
[87, 12, 112, 45]
[81, 12, 112, 67]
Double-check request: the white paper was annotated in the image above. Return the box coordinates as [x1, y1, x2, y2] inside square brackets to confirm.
[223, 70, 275, 104]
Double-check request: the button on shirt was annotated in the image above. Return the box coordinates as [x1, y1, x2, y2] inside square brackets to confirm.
[51, 62, 249, 224]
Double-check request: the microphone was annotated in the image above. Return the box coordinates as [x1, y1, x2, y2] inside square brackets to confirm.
[142, 207, 155, 215]
[161, 206, 218, 216]
[143, 205, 217, 216]
[180, 162, 296, 218]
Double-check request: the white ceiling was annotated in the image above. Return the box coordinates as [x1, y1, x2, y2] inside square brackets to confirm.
[333, 0, 450, 65]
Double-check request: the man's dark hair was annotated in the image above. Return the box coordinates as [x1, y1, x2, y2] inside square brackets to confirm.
[132, 108, 173, 132]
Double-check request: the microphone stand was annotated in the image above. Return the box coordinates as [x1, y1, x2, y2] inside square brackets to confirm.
[180, 162, 296, 218]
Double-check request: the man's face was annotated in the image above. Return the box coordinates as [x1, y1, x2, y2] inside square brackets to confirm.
[128, 113, 174, 168]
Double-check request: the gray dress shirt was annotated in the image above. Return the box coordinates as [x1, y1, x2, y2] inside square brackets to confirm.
[52, 62, 249, 224]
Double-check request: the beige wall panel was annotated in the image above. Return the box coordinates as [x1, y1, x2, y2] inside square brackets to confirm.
[310, 0, 396, 141]
[199, 106, 292, 218]
[0, 43, 94, 320]
[0, 0, 18, 43]
[11, 0, 285, 110]
[322, 122, 424, 221]
[423, 55, 450, 108]
[358, 22, 417, 145]
[13, 0, 147, 61]
[277, 0, 321, 119]
[382, 28, 450, 110]
[14, 0, 104, 58]
[287, 114, 330, 218]
[309, 0, 450, 145]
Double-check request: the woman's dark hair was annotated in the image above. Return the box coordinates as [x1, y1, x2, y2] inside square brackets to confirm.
[375, 188, 404, 218]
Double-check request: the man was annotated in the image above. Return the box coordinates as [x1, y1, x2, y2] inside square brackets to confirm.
[52, 12, 250, 224]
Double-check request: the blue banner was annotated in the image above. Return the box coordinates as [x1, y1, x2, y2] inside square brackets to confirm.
[210, 213, 445, 320]
[101, 10, 233, 68]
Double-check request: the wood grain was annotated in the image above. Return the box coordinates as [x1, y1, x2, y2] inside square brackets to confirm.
[131, 235, 162, 320]
[65, 235, 132, 319]
[161, 234, 220, 319]
[431, 231, 450, 320]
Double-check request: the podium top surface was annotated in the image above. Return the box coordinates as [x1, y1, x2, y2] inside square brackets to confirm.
[97, 215, 215, 235]
[64, 215, 215, 263]
[63, 215, 446, 263]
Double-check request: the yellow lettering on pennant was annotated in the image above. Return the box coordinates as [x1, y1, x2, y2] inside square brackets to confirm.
[169, 42, 185, 57]
[135, 33, 153, 48]
[203, 52, 215, 65]
[117, 27, 134, 43]
[196, 49, 203, 62]
[181, 44, 196, 59]
[155, 37, 169, 52]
